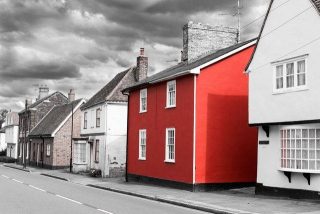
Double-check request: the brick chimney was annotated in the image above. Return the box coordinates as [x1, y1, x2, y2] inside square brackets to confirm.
[38, 85, 49, 100]
[135, 48, 148, 82]
[68, 89, 75, 102]
[181, 21, 238, 62]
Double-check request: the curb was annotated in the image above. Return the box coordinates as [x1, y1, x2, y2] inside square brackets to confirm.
[40, 173, 69, 181]
[87, 184, 254, 214]
[3, 164, 30, 172]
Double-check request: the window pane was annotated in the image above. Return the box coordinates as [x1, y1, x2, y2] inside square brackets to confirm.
[286, 63, 294, 88]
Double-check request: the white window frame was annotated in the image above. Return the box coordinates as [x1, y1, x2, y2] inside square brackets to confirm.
[74, 141, 87, 164]
[96, 108, 101, 128]
[46, 144, 50, 157]
[279, 125, 320, 174]
[272, 55, 308, 94]
[165, 128, 175, 163]
[84, 112, 88, 129]
[166, 80, 176, 108]
[139, 129, 146, 160]
[140, 89, 147, 113]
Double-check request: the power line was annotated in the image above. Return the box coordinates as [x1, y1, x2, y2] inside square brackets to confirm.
[242, 0, 293, 31]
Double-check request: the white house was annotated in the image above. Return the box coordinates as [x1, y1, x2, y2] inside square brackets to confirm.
[0, 127, 5, 153]
[247, 0, 320, 198]
[74, 48, 148, 177]
[4, 112, 19, 158]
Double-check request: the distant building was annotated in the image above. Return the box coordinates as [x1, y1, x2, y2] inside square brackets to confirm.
[74, 49, 148, 177]
[4, 112, 19, 158]
[28, 90, 85, 169]
[246, 0, 320, 199]
[18, 86, 68, 165]
[0, 127, 5, 153]
[123, 22, 257, 191]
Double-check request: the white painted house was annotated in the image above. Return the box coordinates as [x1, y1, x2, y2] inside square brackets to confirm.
[247, 0, 320, 198]
[74, 49, 148, 177]
[4, 112, 19, 158]
[0, 127, 5, 153]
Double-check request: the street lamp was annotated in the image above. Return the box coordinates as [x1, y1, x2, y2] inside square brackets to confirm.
[70, 101, 74, 173]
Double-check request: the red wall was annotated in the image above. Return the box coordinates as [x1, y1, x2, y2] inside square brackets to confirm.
[127, 75, 195, 184]
[195, 45, 258, 184]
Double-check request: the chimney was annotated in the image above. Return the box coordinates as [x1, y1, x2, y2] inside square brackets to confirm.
[68, 89, 75, 102]
[38, 85, 49, 100]
[135, 48, 148, 82]
[181, 21, 238, 62]
[26, 98, 32, 107]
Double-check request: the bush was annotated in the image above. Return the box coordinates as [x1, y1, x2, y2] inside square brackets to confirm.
[89, 169, 101, 177]
[0, 149, 6, 156]
[0, 156, 16, 163]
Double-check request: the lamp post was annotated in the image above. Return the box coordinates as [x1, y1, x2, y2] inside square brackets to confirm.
[23, 99, 27, 169]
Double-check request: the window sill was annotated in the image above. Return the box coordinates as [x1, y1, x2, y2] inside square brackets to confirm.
[273, 87, 308, 95]
[165, 105, 176, 109]
[139, 111, 147, 114]
[164, 160, 175, 163]
[138, 158, 146, 161]
[73, 162, 87, 165]
[278, 168, 320, 174]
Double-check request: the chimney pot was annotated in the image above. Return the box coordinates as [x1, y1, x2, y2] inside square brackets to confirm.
[38, 85, 49, 100]
[140, 48, 144, 56]
[68, 89, 75, 102]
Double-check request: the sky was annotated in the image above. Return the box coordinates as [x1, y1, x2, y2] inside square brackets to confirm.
[0, 0, 270, 111]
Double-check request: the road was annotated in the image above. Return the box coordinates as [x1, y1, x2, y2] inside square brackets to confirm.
[0, 165, 209, 214]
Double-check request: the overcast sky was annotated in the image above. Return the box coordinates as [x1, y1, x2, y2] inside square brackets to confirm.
[0, 0, 270, 111]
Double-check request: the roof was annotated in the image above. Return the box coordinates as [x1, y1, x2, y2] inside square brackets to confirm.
[246, 0, 320, 71]
[81, 67, 136, 110]
[19, 91, 68, 114]
[311, 0, 320, 13]
[29, 99, 84, 137]
[124, 39, 256, 92]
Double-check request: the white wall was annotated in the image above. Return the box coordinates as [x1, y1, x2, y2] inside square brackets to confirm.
[81, 103, 107, 135]
[249, 0, 320, 124]
[0, 133, 6, 152]
[258, 124, 320, 191]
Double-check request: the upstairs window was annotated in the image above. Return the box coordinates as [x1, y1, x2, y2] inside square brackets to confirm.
[84, 112, 87, 129]
[140, 89, 147, 113]
[96, 108, 101, 128]
[273, 56, 307, 93]
[166, 80, 176, 108]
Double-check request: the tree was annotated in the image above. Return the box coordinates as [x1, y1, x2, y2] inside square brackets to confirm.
[0, 109, 8, 129]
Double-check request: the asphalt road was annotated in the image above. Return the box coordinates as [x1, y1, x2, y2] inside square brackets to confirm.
[0, 166, 209, 214]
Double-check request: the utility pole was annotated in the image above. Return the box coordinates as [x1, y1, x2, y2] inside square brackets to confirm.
[23, 100, 27, 169]
[69, 101, 74, 173]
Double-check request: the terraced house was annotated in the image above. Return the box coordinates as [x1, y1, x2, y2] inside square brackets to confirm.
[247, 0, 320, 199]
[74, 49, 148, 177]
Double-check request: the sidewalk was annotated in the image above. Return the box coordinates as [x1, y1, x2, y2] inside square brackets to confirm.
[3, 163, 320, 214]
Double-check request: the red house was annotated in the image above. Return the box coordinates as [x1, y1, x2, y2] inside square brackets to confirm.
[124, 23, 258, 191]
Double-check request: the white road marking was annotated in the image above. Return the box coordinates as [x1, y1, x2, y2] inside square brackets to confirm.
[1, 175, 9, 179]
[29, 185, 46, 192]
[12, 179, 23, 184]
[56, 194, 82, 205]
[97, 208, 114, 214]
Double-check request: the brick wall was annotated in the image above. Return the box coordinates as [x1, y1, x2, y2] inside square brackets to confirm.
[181, 22, 238, 62]
[53, 107, 81, 167]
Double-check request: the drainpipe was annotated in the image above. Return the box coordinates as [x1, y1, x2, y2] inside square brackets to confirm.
[125, 93, 130, 182]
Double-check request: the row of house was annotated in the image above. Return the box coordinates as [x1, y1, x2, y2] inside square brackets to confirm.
[3, 0, 319, 199]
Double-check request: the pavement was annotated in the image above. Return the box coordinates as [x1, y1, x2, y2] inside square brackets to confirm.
[3, 163, 320, 214]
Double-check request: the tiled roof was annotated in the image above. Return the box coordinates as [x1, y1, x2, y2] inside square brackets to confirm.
[19, 91, 68, 113]
[311, 0, 320, 13]
[81, 67, 136, 110]
[29, 99, 83, 137]
[124, 39, 256, 92]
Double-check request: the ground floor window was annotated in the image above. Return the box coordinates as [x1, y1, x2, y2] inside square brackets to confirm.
[281, 128, 320, 172]
[46, 144, 51, 157]
[95, 140, 99, 163]
[165, 128, 175, 162]
[74, 142, 86, 163]
[139, 129, 146, 160]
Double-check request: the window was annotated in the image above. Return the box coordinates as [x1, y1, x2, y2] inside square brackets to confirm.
[280, 128, 320, 172]
[140, 89, 147, 113]
[74, 142, 86, 163]
[273, 57, 307, 93]
[46, 144, 50, 157]
[165, 128, 175, 162]
[139, 129, 146, 160]
[84, 112, 87, 129]
[19, 143, 22, 157]
[166, 80, 176, 108]
[95, 140, 99, 163]
[96, 108, 101, 128]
